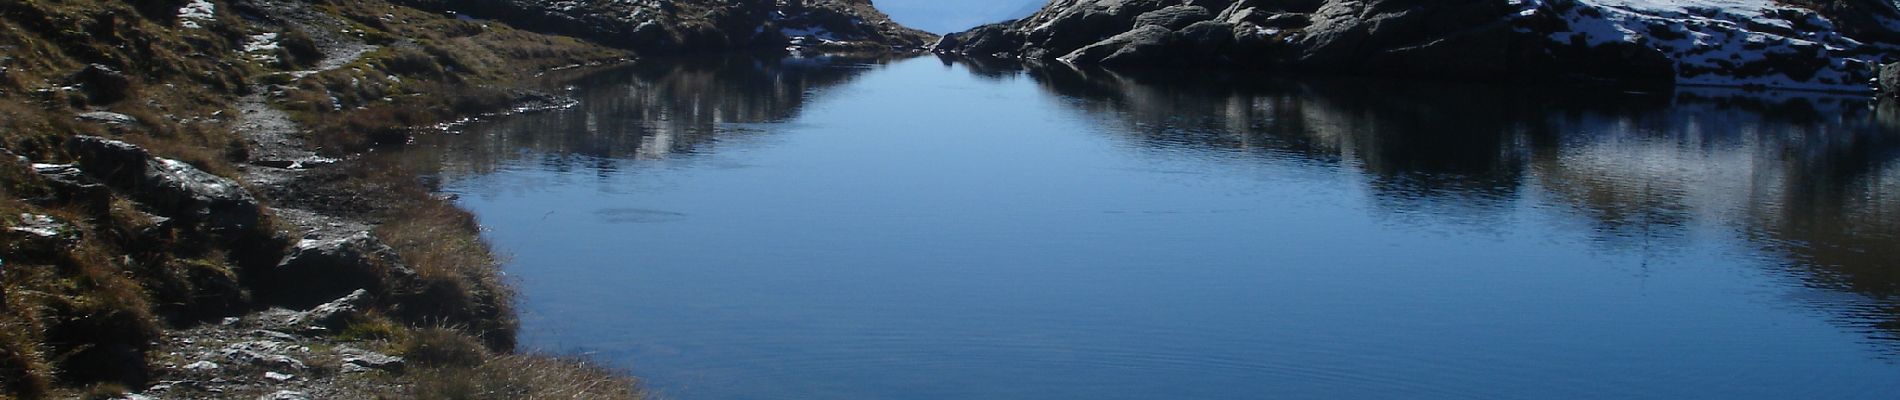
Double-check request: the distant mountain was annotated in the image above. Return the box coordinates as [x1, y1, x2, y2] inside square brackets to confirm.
[874, 0, 1047, 33]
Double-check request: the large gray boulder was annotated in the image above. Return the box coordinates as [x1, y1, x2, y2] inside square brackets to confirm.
[269, 231, 415, 308]
[66, 136, 261, 233]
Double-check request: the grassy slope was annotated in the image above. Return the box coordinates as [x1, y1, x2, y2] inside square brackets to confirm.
[0, 0, 639, 397]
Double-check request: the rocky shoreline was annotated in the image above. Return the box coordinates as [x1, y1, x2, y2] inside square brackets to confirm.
[0, 0, 928, 398]
[935, 0, 1900, 92]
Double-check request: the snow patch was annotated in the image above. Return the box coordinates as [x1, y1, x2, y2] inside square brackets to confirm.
[782, 25, 843, 45]
[178, 0, 216, 29]
[1519, 0, 1884, 92]
[244, 33, 280, 62]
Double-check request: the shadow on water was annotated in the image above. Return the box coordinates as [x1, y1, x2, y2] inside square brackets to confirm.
[1015, 61, 1900, 341]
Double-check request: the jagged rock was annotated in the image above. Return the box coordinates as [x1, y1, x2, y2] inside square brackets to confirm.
[1060, 25, 1176, 66]
[269, 232, 413, 308]
[70, 64, 132, 104]
[30, 163, 114, 213]
[75, 111, 139, 125]
[1133, 5, 1211, 30]
[287, 289, 371, 331]
[1882, 63, 1899, 98]
[66, 136, 262, 233]
[3, 213, 78, 262]
[66, 135, 150, 180]
[338, 346, 405, 373]
[263, 371, 295, 383]
[6, 214, 71, 242]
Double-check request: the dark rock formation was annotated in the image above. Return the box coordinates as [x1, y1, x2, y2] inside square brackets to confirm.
[69, 64, 131, 104]
[939, 0, 1900, 91]
[268, 232, 415, 309]
[66, 136, 262, 233]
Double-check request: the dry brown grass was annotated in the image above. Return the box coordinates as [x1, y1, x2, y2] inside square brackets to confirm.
[354, 162, 518, 349]
[403, 328, 643, 400]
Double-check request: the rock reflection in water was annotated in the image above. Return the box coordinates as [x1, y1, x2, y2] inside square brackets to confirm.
[414, 53, 902, 177]
[1020, 62, 1900, 336]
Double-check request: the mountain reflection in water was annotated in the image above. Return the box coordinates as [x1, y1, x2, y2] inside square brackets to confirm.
[406, 53, 1900, 399]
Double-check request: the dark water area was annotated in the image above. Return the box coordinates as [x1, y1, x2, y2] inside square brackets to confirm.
[399, 54, 1900, 399]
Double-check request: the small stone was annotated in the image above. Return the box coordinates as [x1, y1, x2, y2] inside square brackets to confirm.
[288, 289, 372, 330]
[75, 111, 139, 125]
[254, 330, 298, 341]
[341, 351, 405, 373]
[263, 371, 295, 383]
[257, 390, 311, 400]
[183, 360, 220, 371]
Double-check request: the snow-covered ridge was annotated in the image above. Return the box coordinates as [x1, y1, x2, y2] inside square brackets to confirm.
[1520, 0, 1896, 92]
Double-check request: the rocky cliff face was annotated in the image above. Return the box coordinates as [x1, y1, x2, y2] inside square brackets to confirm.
[397, 0, 935, 53]
[935, 0, 1900, 91]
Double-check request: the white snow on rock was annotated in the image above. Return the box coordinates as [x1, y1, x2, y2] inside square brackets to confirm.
[782, 25, 843, 45]
[245, 33, 281, 62]
[1519, 0, 1889, 92]
[178, 0, 216, 29]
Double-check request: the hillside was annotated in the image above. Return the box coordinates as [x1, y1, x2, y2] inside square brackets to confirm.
[934, 0, 1900, 92]
[0, 0, 926, 398]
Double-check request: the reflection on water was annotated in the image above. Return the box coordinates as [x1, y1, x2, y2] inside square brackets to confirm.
[418, 53, 903, 176]
[1023, 64, 1900, 330]
[411, 54, 1900, 399]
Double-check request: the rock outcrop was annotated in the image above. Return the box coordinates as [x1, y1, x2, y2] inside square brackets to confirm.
[269, 232, 415, 309]
[65, 136, 263, 233]
[937, 0, 1900, 91]
[394, 0, 935, 53]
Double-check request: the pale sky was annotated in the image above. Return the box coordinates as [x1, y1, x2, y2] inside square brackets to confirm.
[872, 0, 1046, 33]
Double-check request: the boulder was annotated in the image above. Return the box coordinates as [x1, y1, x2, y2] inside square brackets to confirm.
[32, 163, 114, 214]
[66, 136, 262, 233]
[3, 213, 78, 260]
[337, 346, 405, 373]
[70, 64, 132, 104]
[287, 289, 372, 331]
[269, 232, 414, 308]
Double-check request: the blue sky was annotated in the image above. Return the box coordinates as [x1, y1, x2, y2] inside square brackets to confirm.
[872, 0, 1045, 33]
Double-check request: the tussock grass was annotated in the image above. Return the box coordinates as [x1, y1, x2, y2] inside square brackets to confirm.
[403, 328, 643, 400]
